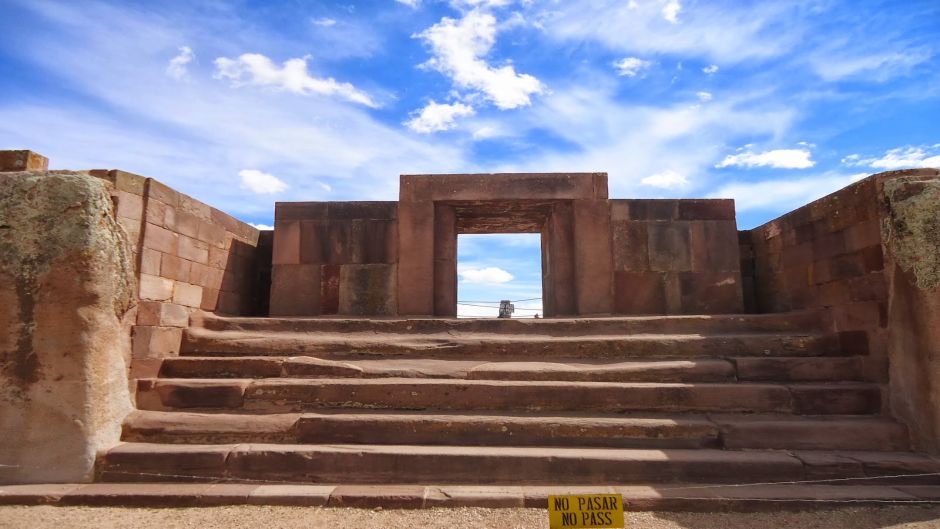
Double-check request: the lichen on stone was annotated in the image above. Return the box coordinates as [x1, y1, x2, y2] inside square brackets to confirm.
[882, 175, 940, 290]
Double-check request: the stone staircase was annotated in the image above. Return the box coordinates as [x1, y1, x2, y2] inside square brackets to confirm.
[96, 311, 940, 496]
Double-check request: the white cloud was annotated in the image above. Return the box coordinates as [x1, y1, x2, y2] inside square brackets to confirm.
[312, 17, 336, 27]
[613, 57, 651, 77]
[540, 2, 803, 64]
[451, 0, 512, 9]
[249, 223, 274, 230]
[843, 146, 940, 170]
[709, 172, 862, 212]
[214, 53, 377, 107]
[696, 91, 713, 102]
[809, 49, 932, 83]
[405, 101, 475, 133]
[702, 64, 719, 74]
[239, 169, 289, 194]
[641, 170, 689, 189]
[716, 148, 815, 169]
[165, 46, 194, 80]
[460, 266, 514, 284]
[415, 10, 544, 109]
[318, 182, 332, 192]
[662, 0, 682, 23]
[396, 0, 420, 7]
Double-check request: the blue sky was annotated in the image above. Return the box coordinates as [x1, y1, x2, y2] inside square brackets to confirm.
[1, 0, 938, 316]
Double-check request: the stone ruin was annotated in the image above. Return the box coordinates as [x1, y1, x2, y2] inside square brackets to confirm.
[1, 148, 940, 508]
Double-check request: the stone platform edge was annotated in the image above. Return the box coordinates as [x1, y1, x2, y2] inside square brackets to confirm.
[2, 483, 940, 511]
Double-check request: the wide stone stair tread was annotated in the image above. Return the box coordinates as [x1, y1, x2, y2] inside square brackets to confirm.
[122, 410, 909, 451]
[159, 355, 864, 382]
[193, 310, 826, 335]
[136, 378, 882, 415]
[181, 329, 854, 359]
[95, 443, 940, 485]
[8, 483, 940, 509]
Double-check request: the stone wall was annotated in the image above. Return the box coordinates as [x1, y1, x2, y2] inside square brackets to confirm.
[746, 168, 940, 452]
[610, 199, 743, 314]
[0, 170, 134, 484]
[270, 202, 398, 316]
[747, 176, 890, 382]
[880, 170, 940, 453]
[89, 170, 263, 375]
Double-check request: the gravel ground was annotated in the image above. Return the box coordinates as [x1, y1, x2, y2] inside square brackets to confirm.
[2, 506, 940, 529]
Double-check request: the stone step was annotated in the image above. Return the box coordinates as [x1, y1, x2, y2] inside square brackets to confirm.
[7, 482, 939, 510]
[122, 410, 909, 451]
[192, 310, 826, 336]
[95, 443, 940, 485]
[136, 378, 882, 415]
[158, 356, 864, 383]
[181, 329, 857, 359]
[121, 410, 721, 449]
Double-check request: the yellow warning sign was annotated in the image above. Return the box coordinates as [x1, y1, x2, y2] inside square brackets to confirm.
[548, 494, 624, 529]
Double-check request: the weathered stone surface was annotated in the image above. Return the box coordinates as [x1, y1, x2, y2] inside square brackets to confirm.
[0, 170, 134, 484]
[881, 170, 940, 453]
[338, 264, 396, 316]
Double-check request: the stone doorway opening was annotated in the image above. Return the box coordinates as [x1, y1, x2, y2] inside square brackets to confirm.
[456, 233, 544, 318]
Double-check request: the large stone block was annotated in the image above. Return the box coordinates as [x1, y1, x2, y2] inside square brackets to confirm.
[0, 150, 48, 171]
[690, 221, 740, 272]
[269, 264, 321, 316]
[648, 222, 691, 272]
[614, 272, 666, 314]
[0, 170, 134, 484]
[339, 264, 397, 316]
[611, 221, 649, 271]
[678, 272, 744, 314]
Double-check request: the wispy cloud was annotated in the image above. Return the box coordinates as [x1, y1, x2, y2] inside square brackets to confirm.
[843, 145, 940, 170]
[613, 57, 651, 78]
[165, 46, 194, 80]
[641, 169, 689, 189]
[460, 266, 514, 284]
[214, 53, 378, 107]
[716, 147, 815, 169]
[709, 172, 865, 212]
[406, 101, 475, 133]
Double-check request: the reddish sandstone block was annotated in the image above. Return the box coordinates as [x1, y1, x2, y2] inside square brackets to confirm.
[611, 221, 649, 271]
[197, 220, 227, 249]
[648, 222, 691, 272]
[179, 236, 209, 264]
[828, 252, 866, 281]
[140, 248, 162, 276]
[148, 179, 179, 207]
[678, 272, 744, 314]
[172, 210, 200, 239]
[217, 291, 244, 315]
[859, 244, 884, 272]
[160, 253, 191, 282]
[208, 245, 230, 269]
[626, 200, 677, 221]
[848, 273, 888, 302]
[115, 190, 144, 221]
[690, 221, 740, 272]
[361, 220, 397, 264]
[143, 223, 178, 255]
[338, 264, 397, 315]
[272, 220, 301, 265]
[137, 301, 189, 327]
[677, 199, 735, 221]
[139, 274, 174, 301]
[614, 271, 666, 314]
[179, 194, 212, 221]
[201, 288, 220, 312]
[0, 150, 48, 171]
[843, 219, 881, 252]
[110, 170, 147, 195]
[269, 264, 322, 316]
[173, 282, 204, 308]
[320, 264, 341, 315]
[189, 262, 212, 288]
[132, 325, 183, 359]
[145, 198, 169, 227]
